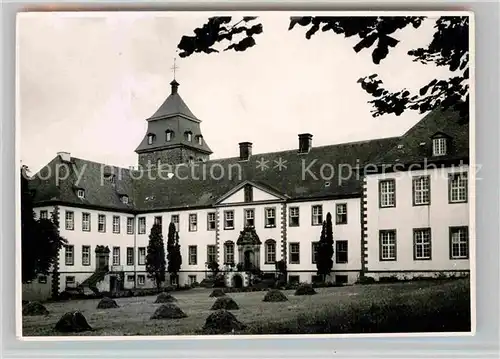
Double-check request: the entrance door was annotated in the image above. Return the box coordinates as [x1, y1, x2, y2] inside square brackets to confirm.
[232, 275, 243, 288]
[97, 255, 106, 270]
[110, 276, 117, 292]
[244, 250, 253, 270]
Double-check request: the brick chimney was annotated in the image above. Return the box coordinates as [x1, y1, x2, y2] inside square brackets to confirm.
[239, 142, 252, 161]
[298, 134, 313, 153]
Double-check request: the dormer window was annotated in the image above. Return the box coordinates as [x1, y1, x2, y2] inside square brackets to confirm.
[147, 134, 156, 145]
[104, 174, 115, 184]
[120, 195, 129, 204]
[185, 131, 192, 142]
[432, 137, 447, 156]
[77, 189, 85, 199]
[197, 135, 203, 145]
[165, 130, 174, 142]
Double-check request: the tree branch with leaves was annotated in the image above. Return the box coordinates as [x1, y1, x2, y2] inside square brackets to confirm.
[177, 16, 469, 123]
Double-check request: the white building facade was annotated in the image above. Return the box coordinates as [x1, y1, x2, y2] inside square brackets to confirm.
[26, 81, 471, 300]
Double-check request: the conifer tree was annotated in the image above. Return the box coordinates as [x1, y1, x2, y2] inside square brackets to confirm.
[166, 222, 182, 288]
[146, 223, 166, 291]
[316, 212, 334, 282]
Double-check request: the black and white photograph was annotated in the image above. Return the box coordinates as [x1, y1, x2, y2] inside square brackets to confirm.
[18, 11, 474, 338]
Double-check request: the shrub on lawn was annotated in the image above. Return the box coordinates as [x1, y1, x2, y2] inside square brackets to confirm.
[54, 311, 93, 333]
[263, 289, 288, 302]
[150, 304, 187, 320]
[379, 275, 400, 283]
[97, 297, 119, 309]
[209, 288, 226, 297]
[22, 301, 49, 316]
[155, 292, 177, 303]
[294, 283, 317, 296]
[356, 276, 376, 285]
[211, 296, 239, 310]
[202, 310, 246, 334]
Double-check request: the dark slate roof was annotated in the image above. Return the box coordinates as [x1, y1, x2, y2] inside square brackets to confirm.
[30, 108, 469, 213]
[372, 107, 469, 166]
[148, 80, 198, 121]
[135, 80, 213, 154]
[31, 137, 398, 212]
[30, 157, 136, 212]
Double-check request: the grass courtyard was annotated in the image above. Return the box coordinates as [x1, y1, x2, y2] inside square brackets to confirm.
[22, 278, 471, 336]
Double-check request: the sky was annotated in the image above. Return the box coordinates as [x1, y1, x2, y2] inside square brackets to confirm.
[18, 12, 454, 172]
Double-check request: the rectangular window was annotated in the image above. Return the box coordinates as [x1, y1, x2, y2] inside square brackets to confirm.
[170, 276, 178, 286]
[449, 173, 468, 203]
[65, 211, 74, 230]
[112, 247, 120, 266]
[379, 230, 397, 261]
[311, 205, 323, 225]
[138, 217, 146, 234]
[244, 185, 253, 202]
[137, 275, 145, 286]
[171, 214, 179, 231]
[189, 213, 198, 232]
[65, 276, 75, 287]
[40, 210, 48, 220]
[413, 176, 431, 206]
[98, 214, 106, 233]
[336, 241, 348, 263]
[289, 243, 300, 264]
[126, 247, 134, 265]
[224, 210, 234, 230]
[113, 216, 120, 233]
[311, 242, 319, 264]
[82, 212, 91, 232]
[207, 212, 216, 231]
[188, 275, 197, 285]
[38, 275, 47, 284]
[288, 275, 300, 284]
[225, 242, 234, 264]
[126, 275, 135, 282]
[127, 217, 134, 234]
[265, 240, 276, 263]
[414, 228, 432, 260]
[450, 226, 469, 259]
[265, 207, 276, 228]
[289, 207, 300, 227]
[154, 216, 162, 231]
[65, 245, 74, 266]
[244, 209, 255, 227]
[82, 245, 91, 266]
[433, 137, 447, 156]
[138, 247, 146, 265]
[335, 203, 347, 224]
[188, 245, 197, 265]
[379, 179, 396, 208]
[207, 245, 216, 263]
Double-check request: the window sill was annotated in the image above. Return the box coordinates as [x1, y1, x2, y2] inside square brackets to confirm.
[380, 258, 397, 262]
[412, 203, 430, 207]
[264, 225, 276, 228]
[224, 227, 235, 230]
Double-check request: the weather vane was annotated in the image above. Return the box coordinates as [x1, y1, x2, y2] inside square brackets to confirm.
[170, 57, 179, 80]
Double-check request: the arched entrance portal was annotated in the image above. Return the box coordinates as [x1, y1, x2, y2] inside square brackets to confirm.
[232, 274, 243, 288]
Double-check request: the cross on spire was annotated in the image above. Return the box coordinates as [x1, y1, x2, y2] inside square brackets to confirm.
[170, 58, 179, 80]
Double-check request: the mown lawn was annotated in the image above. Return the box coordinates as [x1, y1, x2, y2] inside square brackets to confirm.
[22, 278, 471, 336]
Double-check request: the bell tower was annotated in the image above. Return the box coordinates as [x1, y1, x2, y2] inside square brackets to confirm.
[135, 77, 213, 168]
